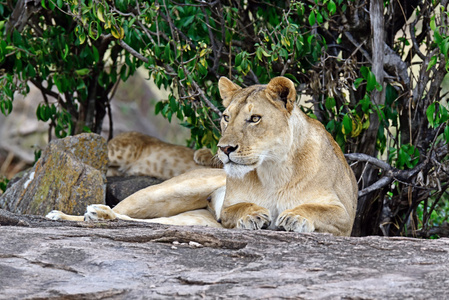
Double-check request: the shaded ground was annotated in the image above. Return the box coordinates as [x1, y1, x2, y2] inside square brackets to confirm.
[1, 210, 448, 299]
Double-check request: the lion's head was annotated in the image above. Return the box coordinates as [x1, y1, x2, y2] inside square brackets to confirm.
[217, 76, 300, 178]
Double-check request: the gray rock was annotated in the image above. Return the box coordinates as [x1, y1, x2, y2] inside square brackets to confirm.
[106, 176, 163, 207]
[0, 133, 108, 216]
[0, 212, 448, 299]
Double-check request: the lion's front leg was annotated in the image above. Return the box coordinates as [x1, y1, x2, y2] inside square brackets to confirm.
[46, 210, 85, 221]
[275, 209, 315, 233]
[112, 168, 226, 219]
[84, 204, 121, 221]
[276, 203, 351, 236]
[220, 202, 272, 230]
[46, 205, 121, 222]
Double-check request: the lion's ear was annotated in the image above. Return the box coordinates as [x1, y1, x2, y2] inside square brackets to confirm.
[265, 77, 297, 113]
[219, 77, 242, 107]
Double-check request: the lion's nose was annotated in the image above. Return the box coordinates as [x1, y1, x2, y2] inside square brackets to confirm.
[219, 145, 238, 156]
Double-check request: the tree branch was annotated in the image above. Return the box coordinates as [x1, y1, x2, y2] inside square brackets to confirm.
[118, 40, 149, 63]
[358, 176, 393, 197]
[345, 153, 392, 171]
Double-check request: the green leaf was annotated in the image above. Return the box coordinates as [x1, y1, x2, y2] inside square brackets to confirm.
[261, 48, 270, 57]
[360, 66, 369, 80]
[354, 78, 364, 89]
[35, 105, 41, 120]
[79, 32, 86, 44]
[326, 120, 336, 132]
[155, 101, 164, 115]
[375, 82, 383, 92]
[426, 103, 436, 128]
[26, 64, 36, 78]
[42, 105, 51, 122]
[385, 84, 398, 105]
[439, 105, 448, 124]
[92, 46, 99, 63]
[397, 147, 409, 169]
[37, 104, 50, 122]
[182, 15, 196, 28]
[366, 71, 377, 92]
[442, 38, 449, 58]
[48, 0, 55, 10]
[430, 15, 436, 31]
[342, 114, 352, 135]
[235, 52, 243, 67]
[97, 5, 106, 23]
[316, 12, 323, 24]
[0, 100, 12, 116]
[427, 55, 438, 71]
[55, 125, 67, 138]
[75, 68, 90, 76]
[169, 95, 178, 112]
[327, 0, 336, 15]
[89, 21, 100, 40]
[53, 74, 63, 93]
[256, 47, 263, 61]
[62, 43, 69, 60]
[325, 97, 336, 110]
[197, 60, 207, 76]
[13, 30, 22, 45]
[308, 11, 316, 26]
[401, 144, 419, 169]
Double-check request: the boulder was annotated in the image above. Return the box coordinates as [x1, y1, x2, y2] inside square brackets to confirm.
[0, 133, 108, 216]
[106, 176, 163, 207]
[0, 211, 448, 299]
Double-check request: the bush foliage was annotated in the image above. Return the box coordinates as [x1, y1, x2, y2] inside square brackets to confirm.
[1, 0, 449, 237]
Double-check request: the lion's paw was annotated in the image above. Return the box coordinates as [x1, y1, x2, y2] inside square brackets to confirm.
[237, 209, 271, 230]
[276, 211, 315, 233]
[46, 210, 65, 220]
[84, 204, 117, 221]
[194, 148, 222, 168]
[193, 148, 215, 165]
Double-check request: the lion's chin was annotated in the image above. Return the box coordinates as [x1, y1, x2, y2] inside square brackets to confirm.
[223, 162, 257, 179]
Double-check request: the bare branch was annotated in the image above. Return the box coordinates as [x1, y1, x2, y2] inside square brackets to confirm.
[410, 17, 426, 61]
[345, 153, 392, 171]
[118, 40, 149, 63]
[358, 176, 393, 197]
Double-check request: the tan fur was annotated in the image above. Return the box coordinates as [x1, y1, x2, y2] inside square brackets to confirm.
[47, 77, 357, 236]
[107, 131, 218, 179]
[216, 76, 358, 236]
[46, 168, 226, 227]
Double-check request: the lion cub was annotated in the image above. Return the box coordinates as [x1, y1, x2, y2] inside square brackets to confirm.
[47, 76, 358, 236]
[107, 131, 219, 179]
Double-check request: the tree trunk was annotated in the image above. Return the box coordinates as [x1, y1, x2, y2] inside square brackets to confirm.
[352, 0, 386, 236]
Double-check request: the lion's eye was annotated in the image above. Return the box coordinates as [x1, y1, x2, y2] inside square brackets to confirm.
[223, 115, 230, 122]
[250, 115, 261, 123]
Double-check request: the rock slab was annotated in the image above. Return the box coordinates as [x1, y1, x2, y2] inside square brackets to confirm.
[0, 133, 108, 215]
[0, 213, 448, 299]
[106, 176, 163, 207]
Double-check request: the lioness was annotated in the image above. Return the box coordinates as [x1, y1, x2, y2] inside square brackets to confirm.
[47, 77, 358, 236]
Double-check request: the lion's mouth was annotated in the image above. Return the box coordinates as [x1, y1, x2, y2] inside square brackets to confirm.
[226, 159, 258, 167]
[218, 152, 260, 167]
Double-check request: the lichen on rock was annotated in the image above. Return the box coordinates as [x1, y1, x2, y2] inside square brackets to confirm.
[0, 133, 108, 216]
